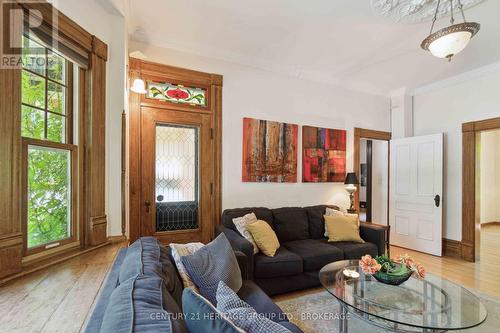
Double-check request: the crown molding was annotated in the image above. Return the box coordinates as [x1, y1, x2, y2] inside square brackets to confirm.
[411, 61, 500, 95]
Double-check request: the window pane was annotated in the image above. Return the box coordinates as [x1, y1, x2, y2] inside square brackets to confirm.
[147, 81, 207, 107]
[48, 81, 66, 114]
[48, 50, 66, 84]
[47, 113, 66, 143]
[155, 124, 199, 232]
[22, 36, 45, 75]
[22, 70, 46, 109]
[27, 146, 71, 248]
[21, 106, 45, 139]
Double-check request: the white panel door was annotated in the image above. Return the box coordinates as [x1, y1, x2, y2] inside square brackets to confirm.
[389, 134, 443, 256]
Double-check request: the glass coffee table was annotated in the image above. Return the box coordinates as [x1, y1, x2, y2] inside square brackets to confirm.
[319, 260, 487, 332]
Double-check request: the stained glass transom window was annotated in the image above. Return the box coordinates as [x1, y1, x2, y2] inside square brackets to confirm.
[147, 81, 207, 107]
[155, 124, 199, 231]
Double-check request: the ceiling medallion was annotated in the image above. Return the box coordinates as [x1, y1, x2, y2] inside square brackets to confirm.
[421, 0, 480, 60]
[371, 0, 485, 23]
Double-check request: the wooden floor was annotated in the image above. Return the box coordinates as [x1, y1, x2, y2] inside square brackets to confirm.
[1, 227, 500, 332]
[0, 242, 124, 333]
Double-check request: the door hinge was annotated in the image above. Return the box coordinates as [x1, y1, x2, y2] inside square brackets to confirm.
[210, 128, 214, 140]
[210, 182, 213, 195]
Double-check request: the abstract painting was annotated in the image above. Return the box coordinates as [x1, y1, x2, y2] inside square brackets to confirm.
[302, 126, 346, 182]
[242, 117, 298, 182]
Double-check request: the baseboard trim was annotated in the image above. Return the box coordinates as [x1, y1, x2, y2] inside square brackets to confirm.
[442, 238, 462, 259]
[108, 235, 128, 244]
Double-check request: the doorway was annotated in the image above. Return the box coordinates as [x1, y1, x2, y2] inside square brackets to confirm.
[128, 59, 222, 244]
[358, 138, 389, 224]
[354, 128, 391, 225]
[462, 117, 500, 262]
[477, 129, 500, 265]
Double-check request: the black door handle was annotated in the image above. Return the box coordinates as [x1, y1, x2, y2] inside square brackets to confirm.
[434, 195, 440, 207]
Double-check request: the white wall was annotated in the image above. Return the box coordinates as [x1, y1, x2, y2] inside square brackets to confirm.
[413, 70, 500, 241]
[53, 0, 127, 236]
[480, 130, 500, 224]
[129, 41, 390, 211]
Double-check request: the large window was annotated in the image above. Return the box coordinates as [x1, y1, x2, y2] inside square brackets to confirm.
[21, 35, 77, 254]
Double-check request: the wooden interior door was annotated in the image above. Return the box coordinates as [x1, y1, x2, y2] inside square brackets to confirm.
[140, 106, 213, 244]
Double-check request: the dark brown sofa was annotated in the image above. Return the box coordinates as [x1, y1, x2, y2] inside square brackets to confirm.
[216, 205, 386, 296]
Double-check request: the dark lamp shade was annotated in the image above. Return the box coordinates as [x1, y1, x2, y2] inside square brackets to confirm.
[344, 172, 359, 185]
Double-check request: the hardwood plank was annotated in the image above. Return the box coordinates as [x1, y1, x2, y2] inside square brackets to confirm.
[40, 263, 111, 333]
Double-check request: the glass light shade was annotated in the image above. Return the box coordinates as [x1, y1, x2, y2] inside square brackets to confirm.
[428, 31, 472, 59]
[421, 22, 480, 60]
[131, 78, 147, 94]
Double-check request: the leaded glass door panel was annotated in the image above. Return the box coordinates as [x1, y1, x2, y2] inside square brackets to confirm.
[141, 107, 212, 244]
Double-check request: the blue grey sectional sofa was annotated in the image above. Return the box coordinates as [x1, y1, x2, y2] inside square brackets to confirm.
[217, 205, 386, 296]
[84, 237, 302, 333]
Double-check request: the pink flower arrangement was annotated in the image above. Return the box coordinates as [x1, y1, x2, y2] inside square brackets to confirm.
[395, 253, 426, 279]
[359, 254, 426, 279]
[359, 255, 382, 274]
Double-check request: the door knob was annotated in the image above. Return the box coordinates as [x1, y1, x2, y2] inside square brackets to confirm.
[434, 195, 440, 207]
[145, 200, 151, 212]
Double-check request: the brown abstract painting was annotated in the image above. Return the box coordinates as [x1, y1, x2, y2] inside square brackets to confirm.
[242, 118, 298, 182]
[302, 126, 346, 182]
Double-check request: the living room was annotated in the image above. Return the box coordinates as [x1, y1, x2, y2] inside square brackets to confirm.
[1, 0, 499, 332]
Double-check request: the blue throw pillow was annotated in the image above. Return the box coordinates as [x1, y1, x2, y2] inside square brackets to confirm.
[216, 281, 292, 333]
[100, 275, 187, 333]
[182, 288, 245, 333]
[181, 234, 242, 304]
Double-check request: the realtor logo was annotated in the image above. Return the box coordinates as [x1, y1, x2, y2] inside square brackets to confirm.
[1, 0, 57, 69]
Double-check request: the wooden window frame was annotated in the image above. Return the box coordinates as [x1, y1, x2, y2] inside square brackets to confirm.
[0, 0, 109, 281]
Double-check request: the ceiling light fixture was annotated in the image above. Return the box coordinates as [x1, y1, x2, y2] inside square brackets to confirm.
[421, 0, 480, 61]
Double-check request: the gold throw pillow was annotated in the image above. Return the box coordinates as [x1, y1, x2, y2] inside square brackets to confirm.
[324, 214, 365, 243]
[246, 220, 280, 257]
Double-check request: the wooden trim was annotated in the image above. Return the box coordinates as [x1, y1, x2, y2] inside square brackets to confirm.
[128, 58, 222, 243]
[0, 3, 22, 278]
[16, 0, 93, 54]
[461, 116, 500, 262]
[353, 128, 391, 218]
[0, 241, 111, 287]
[91, 36, 108, 61]
[442, 238, 462, 259]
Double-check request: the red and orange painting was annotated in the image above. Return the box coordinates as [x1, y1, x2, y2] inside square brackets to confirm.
[242, 118, 298, 182]
[302, 126, 346, 182]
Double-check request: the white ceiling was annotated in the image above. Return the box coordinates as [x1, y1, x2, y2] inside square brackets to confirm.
[127, 0, 500, 96]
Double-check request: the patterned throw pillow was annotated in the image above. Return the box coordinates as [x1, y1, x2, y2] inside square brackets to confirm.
[216, 281, 292, 333]
[181, 234, 242, 305]
[182, 288, 245, 333]
[170, 242, 204, 291]
[232, 212, 259, 254]
[324, 207, 359, 236]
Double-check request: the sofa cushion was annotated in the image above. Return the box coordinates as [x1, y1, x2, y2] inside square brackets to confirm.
[327, 241, 378, 259]
[182, 288, 245, 333]
[304, 205, 327, 239]
[237, 280, 289, 323]
[119, 237, 183, 306]
[100, 275, 187, 333]
[283, 239, 343, 271]
[216, 281, 292, 333]
[271, 207, 310, 242]
[222, 207, 274, 230]
[254, 247, 302, 279]
[181, 234, 242, 304]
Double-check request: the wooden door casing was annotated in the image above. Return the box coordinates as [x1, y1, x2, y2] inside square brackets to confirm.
[128, 59, 222, 244]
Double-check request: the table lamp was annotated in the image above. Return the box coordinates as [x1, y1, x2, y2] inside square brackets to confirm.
[344, 172, 359, 214]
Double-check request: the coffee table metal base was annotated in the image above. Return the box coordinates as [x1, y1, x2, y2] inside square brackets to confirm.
[337, 302, 447, 333]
